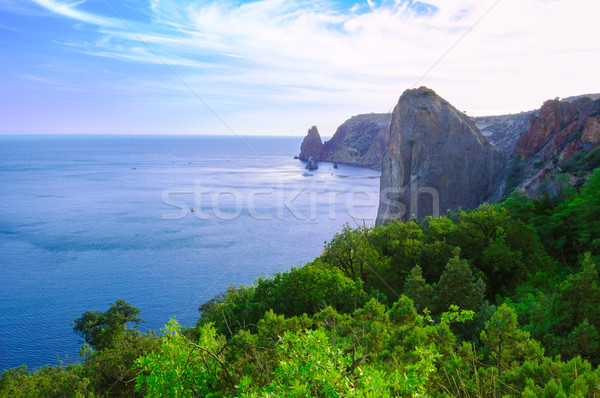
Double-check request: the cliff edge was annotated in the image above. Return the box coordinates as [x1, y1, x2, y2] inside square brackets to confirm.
[376, 87, 506, 224]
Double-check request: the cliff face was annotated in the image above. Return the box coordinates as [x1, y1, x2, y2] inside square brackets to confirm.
[322, 113, 392, 168]
[473, 112, 534, 156]
[376, 87, 506, 225]
[514, 98, 599, 158]
[297, 114, 392, 168]
[298, 126, 323, 160]
[507, 97, 600, 196]
[299, 111, 531, 168]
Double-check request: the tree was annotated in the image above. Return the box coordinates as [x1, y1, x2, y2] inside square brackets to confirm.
[403, 265, 433, 312]
[135, 319, 231, 397]
[73, 299, 143, 350]
[481, 304, 542, 379]
[433, 252, 486, 315]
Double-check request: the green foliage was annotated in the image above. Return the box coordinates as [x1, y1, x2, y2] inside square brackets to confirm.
[73, 299, 144, 350]
[198, 261, 369, 337]
[433, 251, 486, 314]
[561, 146, 600, 176]
[135, 320, 231, 397]
[79, 329, 157, 396]
[0, 365, 93, 398]
[481, 304, 543, 377]
[137, 299, 451, 398]
[403, 265, 433, 312]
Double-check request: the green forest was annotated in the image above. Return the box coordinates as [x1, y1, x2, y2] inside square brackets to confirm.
[2, 169, 600, 397]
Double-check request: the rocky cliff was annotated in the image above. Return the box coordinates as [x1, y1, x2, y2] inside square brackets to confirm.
[298, 90, 600, 211]
[297, 114, 391, 168]
[299, 111, 532, 168]
[473, 112, 535, 156]
[507, 97, 600, 196]
[376, 87, 506, 224]
[298, 126, 323, 160]
[514, 98, 600, 158]
[321, 113, 392, 168]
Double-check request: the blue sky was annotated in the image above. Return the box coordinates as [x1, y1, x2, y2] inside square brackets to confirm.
[1, 0, 599, 135]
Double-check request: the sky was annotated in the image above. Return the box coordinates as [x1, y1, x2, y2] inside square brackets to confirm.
[0, 0, 599, 136]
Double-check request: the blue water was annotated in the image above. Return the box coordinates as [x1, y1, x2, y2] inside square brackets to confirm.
[0, 135, 380, 371]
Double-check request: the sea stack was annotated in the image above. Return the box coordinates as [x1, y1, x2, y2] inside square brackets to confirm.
[299, 126, 324, 160]
[376, 87, 506, 225]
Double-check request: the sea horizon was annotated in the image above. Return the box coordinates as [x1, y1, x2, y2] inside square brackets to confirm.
[0, 135, 379, 370]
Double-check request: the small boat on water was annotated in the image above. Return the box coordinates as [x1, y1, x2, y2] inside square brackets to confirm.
[302, 172, 313, 177]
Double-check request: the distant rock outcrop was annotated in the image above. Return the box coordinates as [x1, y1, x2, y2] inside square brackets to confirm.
[299, 126, 323, 160]
[473, 112, 535, 156]
[306, 157, 319, 170]
[297, 115, 391, 168]
[376, 87, 506, 225]
[322, 113, 392, 168]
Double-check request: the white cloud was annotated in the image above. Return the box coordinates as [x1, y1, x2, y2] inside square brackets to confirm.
[16, 0, 600, 133]
[32, 0, 120, 27]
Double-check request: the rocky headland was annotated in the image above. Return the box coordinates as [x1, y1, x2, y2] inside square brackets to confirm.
[375, 87, 506, 224]
[299, 88, 600, 223]
[299, 114, 391, 168]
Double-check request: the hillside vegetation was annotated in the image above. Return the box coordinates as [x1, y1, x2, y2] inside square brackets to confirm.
[2, 169, 600, 397]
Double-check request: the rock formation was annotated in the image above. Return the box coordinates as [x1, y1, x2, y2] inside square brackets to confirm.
[298, 111, 531, 168]
[305, 157, 318, 170]
[514, 98, 599, 158]
[298, 126, 323, 160]
[376, 87, 506, 225]
[473, 112, 535, 156]
[507, 97, 600, 196]
[322, 113, 392, 168]
[297, 114, 391, 168]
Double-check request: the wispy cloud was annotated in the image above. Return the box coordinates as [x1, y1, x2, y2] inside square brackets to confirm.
[32, 0, 120, 27]
[4, 0, 600, 134]
[17, 73, 56, 84]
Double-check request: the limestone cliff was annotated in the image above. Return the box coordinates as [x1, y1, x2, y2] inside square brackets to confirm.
[376, 87, 506, 225]
[473, 112, 535, 156]
[298, 114, 391, 168]
[298, 126, 323, 160]
[322, 113, 392, 168]
[299, 111, 530, 168]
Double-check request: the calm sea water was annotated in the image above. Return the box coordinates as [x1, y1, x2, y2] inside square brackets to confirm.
[0, 135, 380, 371]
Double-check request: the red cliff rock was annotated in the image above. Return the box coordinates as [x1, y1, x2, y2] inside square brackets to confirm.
[514, 98, 599, 159]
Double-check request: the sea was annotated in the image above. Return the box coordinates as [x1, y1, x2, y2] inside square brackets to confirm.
[0, 135, 381, 371]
